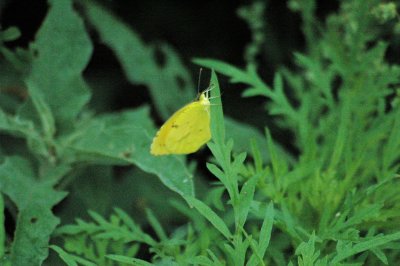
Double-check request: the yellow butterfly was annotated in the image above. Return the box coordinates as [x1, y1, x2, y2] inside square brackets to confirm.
[150, 90, 211, 155]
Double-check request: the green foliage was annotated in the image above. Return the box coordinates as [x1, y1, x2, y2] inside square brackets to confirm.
[81, 0, 194, 120]
[50, 245, 97, 266]
[53, 208, 154, 265]
[194, 0, 400, 264]
[237, 1, 266, 66]
[0, 157, 67, 265]
[1, 0, 400, 265]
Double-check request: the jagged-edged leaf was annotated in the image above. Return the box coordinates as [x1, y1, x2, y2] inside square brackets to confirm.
[0, 157, 67, 265]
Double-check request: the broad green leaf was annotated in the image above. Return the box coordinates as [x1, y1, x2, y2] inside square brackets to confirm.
[26, 0, 92, 128]
[0, 157, 67, 265]
[82, 0, 194, 120]
[184, 195, 232, 240]
[68, 108, 194, 196]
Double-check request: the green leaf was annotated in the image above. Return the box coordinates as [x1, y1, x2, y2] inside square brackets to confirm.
[0, 157, 67, 265]
[50, 245, 78, 266]
[371, 248, 388, 265]
[247, 203, 274, 266]
[237, 173, 258, 228]
[209, 70, 225, 145]
[206, 163, 227, 184]
[188, 255, 216, 265]
[69, 108, 194, 196]
[206, 249, 225, 266]
[258, 203, 274, 256]
[50, 245, 98, 266]
[26, 0, 92, 127]
[82, 0, 194, 120]
[225, 117, 289, 164]
[332, 232, 400, 264]
[193, 58, 251, 84]
[223, 237, 249, 266]
[296, 232, 321, 266]
[145, 209, 167, 241]
[265, 128, 288, 180]
[26, 81, 55, 140]
[0, 26, 21, 42]
[106, 254, 153, 266]
[0, 109, 48, 157]
[184, 195, 232, 240]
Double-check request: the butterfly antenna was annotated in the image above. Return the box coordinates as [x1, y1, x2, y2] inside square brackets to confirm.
[203, 83, 215, 98]
[197, 68, 203, 95]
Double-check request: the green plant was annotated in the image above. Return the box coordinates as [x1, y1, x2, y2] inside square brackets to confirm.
[1, 0, 400, 265]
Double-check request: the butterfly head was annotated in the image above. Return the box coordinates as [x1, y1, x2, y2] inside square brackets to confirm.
[199, 91, 210, 106]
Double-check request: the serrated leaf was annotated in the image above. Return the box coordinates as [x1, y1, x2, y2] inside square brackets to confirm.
[0, 157, 67, 265]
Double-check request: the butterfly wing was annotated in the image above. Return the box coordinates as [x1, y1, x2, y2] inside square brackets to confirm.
[164, 101, 211, 154]
[150, 101, 211, 155]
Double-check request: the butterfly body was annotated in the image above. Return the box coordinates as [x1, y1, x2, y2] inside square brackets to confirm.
[150, 92, 211, 155]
